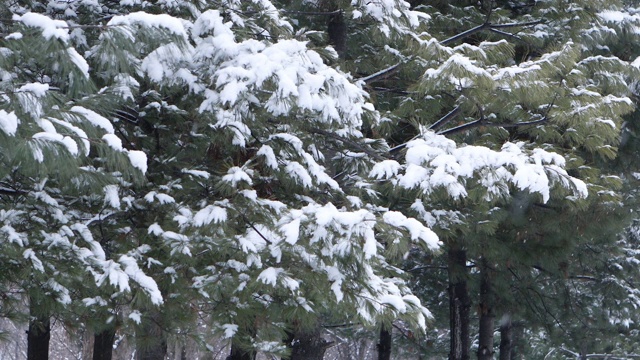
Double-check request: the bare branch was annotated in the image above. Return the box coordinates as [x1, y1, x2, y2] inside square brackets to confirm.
[310, 128, 389, 162]
[441, 24, 488, 46]
[429, 106, 462, 131]
[359, 62, 403, 84]
[489, 19, 546, 29]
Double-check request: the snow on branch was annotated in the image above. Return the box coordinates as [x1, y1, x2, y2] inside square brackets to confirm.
[371, 131, 588, 203]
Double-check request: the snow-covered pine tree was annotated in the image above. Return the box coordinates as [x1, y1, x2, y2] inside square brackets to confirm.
[283, 0, 640, 358]
[50, 1, 444, 358]
[373, 0, 639, 358]
[0, 3, 149, 359]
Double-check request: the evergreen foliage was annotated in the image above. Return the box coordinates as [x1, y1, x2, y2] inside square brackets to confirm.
[1, 0, 640, 359]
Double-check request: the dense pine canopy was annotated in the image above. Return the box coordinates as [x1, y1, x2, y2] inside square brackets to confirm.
[1, 0, 640, 359]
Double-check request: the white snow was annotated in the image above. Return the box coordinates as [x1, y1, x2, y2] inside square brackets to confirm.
[181, 168, 210, 178]
[257, 267, 283, 286]
[104, 185, 121, 208]
[193, 205, 227, 227]
[70, 106, 114, 133]
[18, 82, 49, 97]
[127, 150, 148, 174]
[383, 211, 441, 251]
[394, 131, 588, 204]
[14, 13, 69, 41]
[222, 166, 253, 187]
[370, 160, 402, 179]
[221, 324, 238, 339]
[108, 12, 188, 38]
[102, 133, 123, 151]
[67, 48, 90, 78]
[280, 217, 301, 245]
[119, 255, 163, 304]
[129, 310, 142, 324]
[0, 110, 19, 136]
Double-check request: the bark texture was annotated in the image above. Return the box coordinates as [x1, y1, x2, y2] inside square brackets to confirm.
[327, 11, 347, 58]
[93, 328, 116, 360]
[227, 343, 253, 360]
[27, 315, 50, 360]
[477, 259, 495, 360]
[377, 326, 392, 360]
[288, 328, 332, 360]
[448, 248, 470, 360]
[135, 311, 167, 360]
[499, 314, 512, 360]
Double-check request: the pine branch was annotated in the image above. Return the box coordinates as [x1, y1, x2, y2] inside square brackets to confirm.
[407, 265, 448, 272]
[440, 24, 488, 46]
[359, 62, 403, 84]
[489, 20, 546, 29]
[309, 128, 389, 162]
[0, 187, 27, 196]
[438, 94, 557, 135]
[429, 106, 462, 131]
[437, 119, 483, 136]
[441, 19, 545, 46]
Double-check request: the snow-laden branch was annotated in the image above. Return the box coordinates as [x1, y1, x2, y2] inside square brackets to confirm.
[371, 131, 588, 203]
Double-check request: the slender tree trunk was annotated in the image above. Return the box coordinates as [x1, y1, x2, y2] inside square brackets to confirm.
[477, 259, 495, 360]
[510, 322, 523, 360]
[448, 248, 470, 360]
[579, 338, 588, 360]
[498, 314, 512, 360]
[27, 298, 50, 360]
[377, 325, 392, 360]
[93, 328, 116, 360]
[227, 342, 253, 360]
[287, 327, 332, 360]
[327, 11, 347, 58]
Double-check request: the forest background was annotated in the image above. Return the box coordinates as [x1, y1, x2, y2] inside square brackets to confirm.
[1, 0, 640, 359]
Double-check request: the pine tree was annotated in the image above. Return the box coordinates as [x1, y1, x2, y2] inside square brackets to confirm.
[43, 1, 442, 358]
[0, 3, 149, 359]
[304, 0, 640, 358]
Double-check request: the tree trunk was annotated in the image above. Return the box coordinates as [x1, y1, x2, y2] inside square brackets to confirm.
[498, 314, 512, 360]
[327, 11, 347, 58]
[448, 248, 470, 360]
[93, 328, 116, 360]
[27, 316, 50, 360]
[287, 328, 332, 360]
[579, 338, 588, 360]
[227, 342, 253, 360]
[136, 310, 167, 360]
[377, 325, 392, 360]
[510, 322, 524, 360]
[477, 259, 495, 360]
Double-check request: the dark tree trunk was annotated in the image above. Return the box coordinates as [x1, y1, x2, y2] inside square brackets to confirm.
[136, 340, 167, 360]
[227, 342, 253, 360]
[287, 328, 332, 360]
[27, 313, 50, 360]
[477, 259, 495, 360]
[510, 322, 524, 360]
[93, 328, 116, 360]
[498, 314, 512, 360]
[136, 310, 167, 360]
[448, 248, 470, 360]
[327, 11, 347, 58]
[377, 325, 392, 360]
